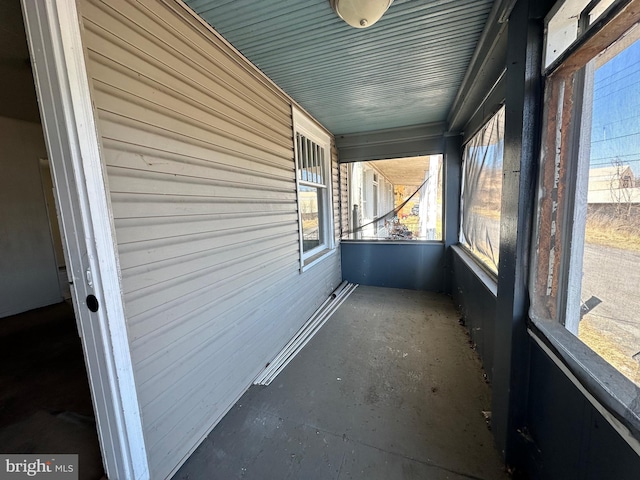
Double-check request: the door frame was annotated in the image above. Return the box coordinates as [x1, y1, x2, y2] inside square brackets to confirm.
[21, 1, 149, 479]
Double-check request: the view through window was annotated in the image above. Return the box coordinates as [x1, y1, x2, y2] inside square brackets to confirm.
[344, 155, 443, 241]
[532, 18, 640, 389]
[578, 33, 640, 386]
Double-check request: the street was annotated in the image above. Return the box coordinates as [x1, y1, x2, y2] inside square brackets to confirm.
[581, 243, 640, 384]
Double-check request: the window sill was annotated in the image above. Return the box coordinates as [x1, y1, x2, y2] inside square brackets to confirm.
[340, 239, 444, 245]
[528, 316, 640, 453]
[451, 245, 498, 297]
[301, 247, 337, 273]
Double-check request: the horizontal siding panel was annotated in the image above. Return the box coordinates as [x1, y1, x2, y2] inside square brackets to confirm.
[117, 218, 295, 258]
[121, 239, 295, 318]
[149, 0, 292, 113]
[103, 143, 294, 189]
[82, 0, 289, 119]
[133, 262, 305, 389]
[340, 163, 349, 237]
[99, 120, 294, 178]
[106, 167, 294, 201]
[146, 0, 291, 114]
[114, 211, 297, 245]
[127, 254, 297, 343]
[142, 255, 340, 452]
[119, 225, 297, 292]
[332, 143, 341, 242]
[92, 87, 291, 162]
[150, 258, 340, 479]
[109, 192, 294, 219]
[82, 29, 291, 143]
[85, 45, 290, 146]
[87, 55, 291, 153]
[81, 1, 342, 478]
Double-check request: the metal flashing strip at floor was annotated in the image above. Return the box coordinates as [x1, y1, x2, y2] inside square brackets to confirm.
[254, 281, 358, 386]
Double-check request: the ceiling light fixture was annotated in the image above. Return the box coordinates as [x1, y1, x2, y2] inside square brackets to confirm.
[330, 0, 393, 29]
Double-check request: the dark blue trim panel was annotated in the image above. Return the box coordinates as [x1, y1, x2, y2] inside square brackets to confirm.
[341, 241, 445, 291]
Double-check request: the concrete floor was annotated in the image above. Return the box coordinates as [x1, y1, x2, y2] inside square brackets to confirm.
[173, 286, 509, 480]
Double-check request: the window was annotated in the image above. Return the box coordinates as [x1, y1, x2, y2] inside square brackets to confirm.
[459, 107, 505, 275]
[531, 4, 640, 389]
[344, 155, 443, 241]
[544, 0, 618, 68]
[293, 108, 334, 268]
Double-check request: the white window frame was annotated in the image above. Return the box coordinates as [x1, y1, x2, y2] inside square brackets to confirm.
[292, 107, 335, 271]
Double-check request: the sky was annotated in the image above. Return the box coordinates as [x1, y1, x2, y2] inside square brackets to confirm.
[590, 37, 640, 176]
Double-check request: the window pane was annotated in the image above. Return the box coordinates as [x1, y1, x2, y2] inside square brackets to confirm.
[579, 37, 640, 386]
[345, 155, 443, 241]
[297, 133, 327, 187]
[296, 133, 303, 181]
[459, 107, 505, 274]
[303, 137, 309, 182]
[300, 185, 324, 252]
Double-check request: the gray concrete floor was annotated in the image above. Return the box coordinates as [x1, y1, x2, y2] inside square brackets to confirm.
[173, 286, 509, 480]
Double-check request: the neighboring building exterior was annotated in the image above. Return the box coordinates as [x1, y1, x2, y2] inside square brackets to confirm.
[348, 162, 394, 239]
[588, 165, 639, 204]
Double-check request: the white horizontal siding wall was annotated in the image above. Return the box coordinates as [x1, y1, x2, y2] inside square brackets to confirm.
[340, 162, 350, 238]
[79, 0, 341, 478]
[332, 144, 343, 241]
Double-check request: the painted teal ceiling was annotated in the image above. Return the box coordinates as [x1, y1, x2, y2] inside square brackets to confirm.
[183, 0, 494, 135]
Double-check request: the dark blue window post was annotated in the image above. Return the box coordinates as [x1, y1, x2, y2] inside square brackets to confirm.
[492, 0, 552, 472]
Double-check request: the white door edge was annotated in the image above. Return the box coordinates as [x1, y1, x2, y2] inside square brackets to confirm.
[21, 1, 149, 479]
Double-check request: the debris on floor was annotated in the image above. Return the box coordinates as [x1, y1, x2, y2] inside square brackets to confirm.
[482, 410, 492, 431]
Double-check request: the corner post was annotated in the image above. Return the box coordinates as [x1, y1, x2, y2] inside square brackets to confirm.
[492, 0, 551, 471]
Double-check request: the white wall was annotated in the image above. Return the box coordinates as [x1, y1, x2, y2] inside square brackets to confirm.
[0, 116, 61, 317]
